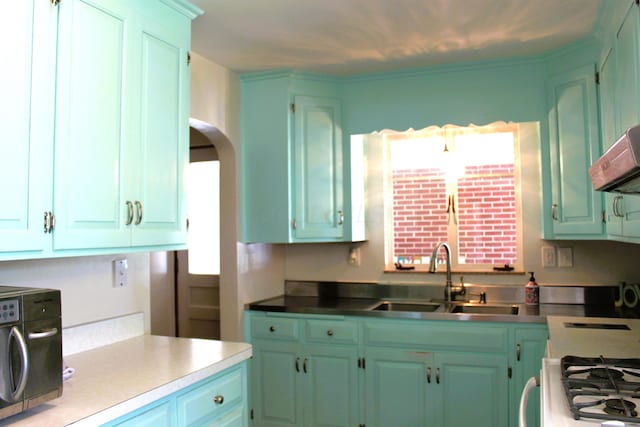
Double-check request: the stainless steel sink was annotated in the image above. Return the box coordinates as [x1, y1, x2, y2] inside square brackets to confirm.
[373, 301, 442, 313]
[449, 304, 519, 315]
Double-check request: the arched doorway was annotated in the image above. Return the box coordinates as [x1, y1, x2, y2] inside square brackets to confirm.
[150, 118, 235, 339]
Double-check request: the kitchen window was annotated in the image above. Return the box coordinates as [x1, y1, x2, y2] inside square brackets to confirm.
[385, 122, 523, 272]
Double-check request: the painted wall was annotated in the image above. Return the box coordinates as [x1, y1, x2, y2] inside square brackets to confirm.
[284, 40, 640, 288]
[0, 253, 151, 331]
[189, 53, 284, 341]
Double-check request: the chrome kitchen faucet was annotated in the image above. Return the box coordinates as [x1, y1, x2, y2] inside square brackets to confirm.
[428, 242, 465, 302]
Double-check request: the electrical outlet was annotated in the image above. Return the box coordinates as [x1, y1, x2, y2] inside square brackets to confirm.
[113, 258, 128, 287]
[348, 247, 361, 266]
[557, 247, 573, 268]
[542, 246, 556, 268]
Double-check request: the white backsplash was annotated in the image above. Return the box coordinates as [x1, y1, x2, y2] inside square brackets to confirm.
[63, 312, 144, 357]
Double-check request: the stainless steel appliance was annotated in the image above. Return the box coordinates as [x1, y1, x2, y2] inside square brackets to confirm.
[0, 286, 62, 420]
[590, 125, 640, 193]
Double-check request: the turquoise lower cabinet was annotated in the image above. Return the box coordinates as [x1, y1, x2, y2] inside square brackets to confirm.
[304, 344, 359, 427]
[511, 326, 548, 427]
[248, 313, 360, 427]
[435, 352, 508, 427]
[246, 311, 547, 427]
[364, 347, 431, 427]
[111, 400, 175, 427]
[362, 319, 509, 427]
[103, 362, 247, 427]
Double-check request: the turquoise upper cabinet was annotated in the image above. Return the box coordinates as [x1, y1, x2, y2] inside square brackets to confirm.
[545, 63, 603, 238]
[241, 72, 362, 243]
[130, 2, 192, 247]
[293, 96, 343, 240]
[0, 1, 57, 256]
[606, 2, 640, 240]
[53, 0, 132, 250]
[51, 0, 198, 253]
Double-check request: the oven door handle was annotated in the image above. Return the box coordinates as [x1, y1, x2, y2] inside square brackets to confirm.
[9, 326, 29, 402]
[519, 375, 539, 427]
[28, 328, 58, 340]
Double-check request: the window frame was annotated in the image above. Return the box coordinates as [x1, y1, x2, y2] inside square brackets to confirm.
[383, 122, 524, 273]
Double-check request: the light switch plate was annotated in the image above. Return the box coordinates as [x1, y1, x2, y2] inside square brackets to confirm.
[113, 258, 128, 287]
[557, 247, 573, 268]
[542, 246, 556, 268]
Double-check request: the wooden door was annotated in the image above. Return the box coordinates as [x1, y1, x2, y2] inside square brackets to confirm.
[176, 250, 220, 339]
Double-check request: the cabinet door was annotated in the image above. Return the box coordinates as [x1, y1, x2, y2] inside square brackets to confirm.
[293, 96, 344, 240]
[364, 348, 430, 427]
[304, 344, 359, 427]
[130, 5, 188, 247]
[52, 0, 132, 250]
[615, 3, 640, 238]
[599, 47, 624, 236]
[112, 400, 175, 427]
[547, 64, 603, 237]
[433, 352, 509, 427]
[512, 327, 547, 427]
[0, 0, 55, 254]
[251, 339, 303, 427]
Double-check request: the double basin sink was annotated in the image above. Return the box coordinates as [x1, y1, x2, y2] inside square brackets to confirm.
[372, 300, 519, 316]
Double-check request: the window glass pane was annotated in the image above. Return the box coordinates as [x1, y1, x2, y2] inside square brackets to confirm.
[391, 137, 447, 265]
[455, 132, 517, 265]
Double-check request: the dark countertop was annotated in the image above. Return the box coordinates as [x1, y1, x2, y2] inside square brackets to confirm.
[247, 295, 633, 324]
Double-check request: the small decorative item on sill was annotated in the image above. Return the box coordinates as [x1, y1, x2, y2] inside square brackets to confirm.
[493, 264, 514, 271]
[394, 262, 415, 271]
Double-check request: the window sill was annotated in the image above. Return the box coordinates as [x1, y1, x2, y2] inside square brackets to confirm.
[383, 268, 526, 275]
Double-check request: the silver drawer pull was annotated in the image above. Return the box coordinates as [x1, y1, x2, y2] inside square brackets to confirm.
[28, 328, 58, 340]
[213, 395, 224, 404]
[269, 325, 275, 332]
[327, 329, 334, 336]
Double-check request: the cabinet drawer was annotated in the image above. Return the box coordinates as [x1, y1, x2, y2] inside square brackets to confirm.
[306, 319, 357, 344]
[250, 316, 299, 341]
[177, 367, 243, 426]
[364, 320, 508, 353]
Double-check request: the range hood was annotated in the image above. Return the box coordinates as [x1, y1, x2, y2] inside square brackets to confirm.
[589, 125, 640, 193]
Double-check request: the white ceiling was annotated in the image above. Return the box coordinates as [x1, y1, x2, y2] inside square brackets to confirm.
[189, 0, 603, 76]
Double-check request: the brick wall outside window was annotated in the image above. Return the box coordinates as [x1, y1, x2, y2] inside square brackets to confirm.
[393, 164, 517, 265]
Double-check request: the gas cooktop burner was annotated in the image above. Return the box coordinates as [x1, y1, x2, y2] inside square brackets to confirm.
[590, 367, 624, 381]
[604, 399, 638, 417]
[561, 355, 640, 422]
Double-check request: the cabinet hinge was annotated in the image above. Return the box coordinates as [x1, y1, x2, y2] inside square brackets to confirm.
[602, 210, 607, 223]
[508, 367, 512, 379]
[43, 211, 55, 233]
[290, 103, 295, 113]
[50, 0, 60, 5]
[187, 52, 191, 66]
[291, 219, 297, 230]
[250, 409, 254, 420]
[595, 71, 600, 85]
[186, 218, 190, 230]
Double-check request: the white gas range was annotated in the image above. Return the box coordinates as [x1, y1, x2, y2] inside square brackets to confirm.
[541, 316, 640, 427]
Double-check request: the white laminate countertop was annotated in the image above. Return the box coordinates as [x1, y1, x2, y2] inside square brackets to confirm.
[547, 315, 640, 358]
[0, 335, 252, 427]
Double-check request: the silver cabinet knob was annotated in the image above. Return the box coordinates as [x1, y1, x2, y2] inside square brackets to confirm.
[269, 325, 275, 332]
[213, 395, 224, 404]
[327, 329, 334, 336]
